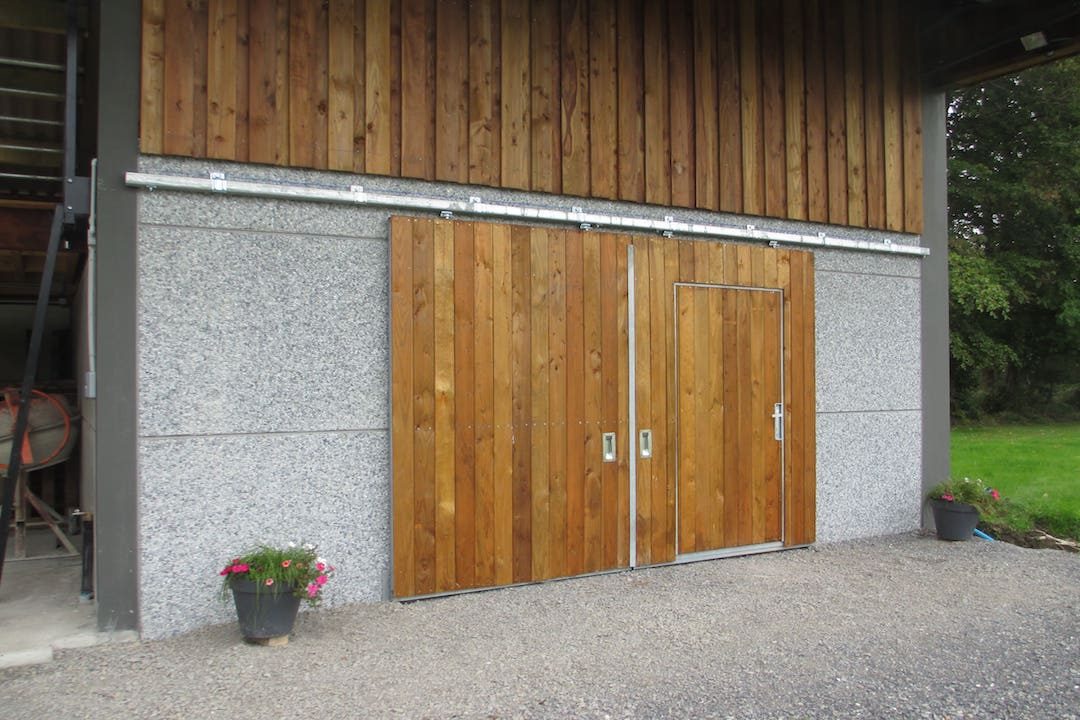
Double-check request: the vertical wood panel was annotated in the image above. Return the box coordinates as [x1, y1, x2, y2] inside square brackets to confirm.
[501, 0, 531, 189]
[643, 1, 670, 206]
[823, 0, 848, 225]
[564, 232, 586, 576]
[668, 0, 695, 208]
[560, 0, 590, 196]
[531, 0, 562, 194]
[717, 0, 742, 214]
[192, 2, 210, 157]
[803, 0, 828, 223]
[365, 0, 392, 174]
[246, 0, 277, 163]
[692, 0, 719, 211]
[735, 245, 752, 545]
[589, 0, 617, 199]
[473, 223, 496, 587]
[162, 0, 196, 156]
[433, 221, 457, 590]
[491, 225, 514, 585]
[233, 0, 250, 162]
[786, 250, 805, 544]
[691, 247, 710, 551]
[676, 241, 695, 553]
[469, 0, 501, 185]
[761, 0, 787, 218]
[801, 252, 816, 543]
[403, 0, 436, 179]
[705, 245, 724, 549]
[778, 250, 792, 544]
[529, 229, 551, 580]
[141, 0, 165, 154]
[862, 0, 886, 229]
[453, 223, 476, 589]
[616, 237, 630, 566]
[412, 219, 437, 595]
[882, 0, 904, 232]
[328, 0, 358, 171]
[599, 233, 619, 568]
[721, 249, 740, 546]
[648, 239, 672, 562]
[783, 0, 807, 220]
[548, 231, 568, 578]
[763, 254, 781, 541]
[749, 249, 766, 542]
[617, 0, 646, 203]
[436, 0, 469, 182]
[634, 240, 653, 566]
[581, 232, 603, 572]
[901, 10, 923, 234]
[663, 240, 679, 559]
[510, 225, 533, 582]
[313, 1, 330, 168]
[843, 0, 867, 226]
[390, 0, 403, 175]
[288, 0, 318, 168]
[390, 218, 415, 597]
[739, 0, 765, 216]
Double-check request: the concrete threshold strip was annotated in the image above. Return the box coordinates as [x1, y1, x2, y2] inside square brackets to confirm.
[125, 171, 930, 258]
[0, 630, 139, 670]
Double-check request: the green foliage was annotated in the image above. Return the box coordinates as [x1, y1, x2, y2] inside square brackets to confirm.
[220, 543, 334, 606]
[948, 57, 1080, 420]
[926, 476, 1003, 518]
[951, 423, 1080, 540]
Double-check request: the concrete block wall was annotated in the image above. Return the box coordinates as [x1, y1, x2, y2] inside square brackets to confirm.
[135, 155, 923, 637]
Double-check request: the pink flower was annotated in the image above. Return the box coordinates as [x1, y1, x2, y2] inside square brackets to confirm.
[219, 568, 230, 576]
[316, 575, 328, 586]
[234, 563, 249, 573]
[990, 489, 1000, 500]
[265, 578, 274, 586]
[281, 560, 291, 568]
[316, 562, 325, 572]
[941, 493, 954, 501]
[307, 583, 319, 598]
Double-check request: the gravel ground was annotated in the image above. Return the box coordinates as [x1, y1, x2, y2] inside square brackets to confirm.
[2, 533, 1078, 719]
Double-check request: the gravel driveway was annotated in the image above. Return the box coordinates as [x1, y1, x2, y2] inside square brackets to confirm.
[2, 533, 1078, 719]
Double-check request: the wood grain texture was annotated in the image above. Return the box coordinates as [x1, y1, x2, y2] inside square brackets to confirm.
[433, 220, 457, 589]
[390, 218, 415, 597]
[667, 0, 695, 208]
[491, 225, 514, 585]
[436, 0, 469, 182]
[411, 219, 437, 594]
[564, 231, 586, 575]
[501, 0, 530, 189]
[473, 222, 496, 587]
[140, 0, 166, 154]
[142, 0, 923, 234]
[560, 0, 590, 197]
[548, 231, 568, 578]
[402, 0, 436, 179]
[582, 231, 604, 572]
[693, 0, 719, 211]
[453, 223, 477, 589]
[531, 0, 562, 194]
[510, 224, 533, 582]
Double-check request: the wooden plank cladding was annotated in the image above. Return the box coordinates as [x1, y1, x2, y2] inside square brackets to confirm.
[391, 217, 630, 597]
[140, 0, 924, 234]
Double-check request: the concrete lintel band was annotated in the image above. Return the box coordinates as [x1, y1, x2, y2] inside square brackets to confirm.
[125, 171, 929, 258]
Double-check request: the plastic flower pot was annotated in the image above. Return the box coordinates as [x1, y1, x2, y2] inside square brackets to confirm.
[229, 578, 301, 643]
[929, 498, 980, 541]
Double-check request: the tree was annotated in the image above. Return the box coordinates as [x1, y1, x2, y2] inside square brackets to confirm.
[948, 56, 1080, 420]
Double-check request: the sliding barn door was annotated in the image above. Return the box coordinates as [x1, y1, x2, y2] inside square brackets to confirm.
[391, 218, 816, 599]
[390, 217, 630, 598]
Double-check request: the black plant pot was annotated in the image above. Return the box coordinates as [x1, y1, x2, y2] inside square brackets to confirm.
[930, 499, 980, 541]
[230, 578, 301, 642]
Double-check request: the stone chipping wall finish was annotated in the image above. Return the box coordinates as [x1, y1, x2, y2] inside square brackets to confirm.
[134, 155, 923, 638]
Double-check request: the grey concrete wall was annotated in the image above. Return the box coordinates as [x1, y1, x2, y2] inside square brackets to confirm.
[135, 155, 923, 637]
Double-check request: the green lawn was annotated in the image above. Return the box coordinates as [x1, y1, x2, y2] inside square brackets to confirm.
[951, 423, 1080, 540]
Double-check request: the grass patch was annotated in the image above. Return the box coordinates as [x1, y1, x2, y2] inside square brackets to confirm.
[951, 423, 1080, 541]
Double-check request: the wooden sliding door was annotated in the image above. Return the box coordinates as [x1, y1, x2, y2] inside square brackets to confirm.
[391, 218, 815, 599]
[390, 217, 630, 598]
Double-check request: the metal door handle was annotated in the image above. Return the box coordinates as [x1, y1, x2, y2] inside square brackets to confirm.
[602, 432, 617, 462]
[639, 429, 653, 458]
[772, 403, 784, 441]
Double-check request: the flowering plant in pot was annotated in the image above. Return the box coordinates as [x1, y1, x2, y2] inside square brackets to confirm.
[219, 542, 335, 644]
[926, 477, 1001, 541]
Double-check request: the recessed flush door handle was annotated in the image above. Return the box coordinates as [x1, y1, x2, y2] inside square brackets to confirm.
[773, 403, 784, 441]
[639, 429, 652, 458]
[602, 432, 617, 462]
